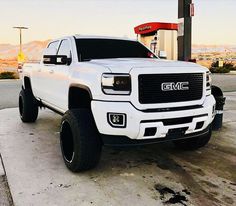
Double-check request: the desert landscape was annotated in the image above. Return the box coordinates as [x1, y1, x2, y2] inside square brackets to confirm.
[192, 44, 236, 68]
[0, 40, 236, 73]
[0, 40, 49, 73]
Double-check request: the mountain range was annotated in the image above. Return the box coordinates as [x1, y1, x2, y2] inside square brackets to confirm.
[192, 44, 236, 54]
[0, 40, 50, 60]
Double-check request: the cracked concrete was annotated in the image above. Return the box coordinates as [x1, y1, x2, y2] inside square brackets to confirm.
[0, 175, 13, 206]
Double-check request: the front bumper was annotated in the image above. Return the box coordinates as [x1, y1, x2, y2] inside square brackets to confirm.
[91, 95, 215, 140]
[101, 125, 211, 146]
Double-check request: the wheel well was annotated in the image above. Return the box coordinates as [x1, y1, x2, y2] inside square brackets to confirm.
[24, 77, 32, 91]
[68, 87, 92, 109]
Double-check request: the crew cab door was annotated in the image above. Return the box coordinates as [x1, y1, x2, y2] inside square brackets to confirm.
[46, 39, 72, 111]
[37, 41, 59, 103]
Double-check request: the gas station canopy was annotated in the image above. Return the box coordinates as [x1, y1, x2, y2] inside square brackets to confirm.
[134, 22, 179, 60]
[134, 22, 178, 35]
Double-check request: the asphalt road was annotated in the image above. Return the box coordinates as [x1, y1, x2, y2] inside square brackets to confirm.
[0, 74, 236, 110]
[0, 80, 21, 110]
[212, 74, 236, 92]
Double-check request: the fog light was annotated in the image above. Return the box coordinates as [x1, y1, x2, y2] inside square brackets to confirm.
[107, 113, 126, 128]
[195, 121, 204, 130]
[144, 127, 157, 136]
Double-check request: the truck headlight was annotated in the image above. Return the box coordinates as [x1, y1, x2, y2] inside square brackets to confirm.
[102, 74, 131, 95]
[206, 71, 212, 90]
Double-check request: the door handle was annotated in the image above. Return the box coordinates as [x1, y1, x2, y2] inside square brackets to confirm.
[49, 69, 54, 74]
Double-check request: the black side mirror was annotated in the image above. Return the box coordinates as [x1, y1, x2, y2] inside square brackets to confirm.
[43, 55, 71, 65]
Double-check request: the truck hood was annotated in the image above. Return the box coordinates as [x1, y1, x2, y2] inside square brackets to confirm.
[89, 58, 208, 73]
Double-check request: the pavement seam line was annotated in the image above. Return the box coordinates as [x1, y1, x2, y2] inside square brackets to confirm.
[0, 153, 5, 176]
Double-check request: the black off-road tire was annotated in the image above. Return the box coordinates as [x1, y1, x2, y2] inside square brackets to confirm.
[60, 109, 102, 172]
[174, 125, 212, 150]
[19, 89, 39, 122]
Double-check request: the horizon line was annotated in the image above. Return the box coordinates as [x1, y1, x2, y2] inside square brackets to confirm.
[1, 39, 236, 47]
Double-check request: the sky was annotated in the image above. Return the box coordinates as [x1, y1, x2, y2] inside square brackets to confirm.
[0, 0, 235, 45]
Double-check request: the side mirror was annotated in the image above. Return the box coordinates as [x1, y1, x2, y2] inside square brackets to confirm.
[158, 51, 167, 59]
[43, 55, 72, 65]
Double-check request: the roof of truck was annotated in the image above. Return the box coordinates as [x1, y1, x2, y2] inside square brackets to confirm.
[74, 34, 136, 42]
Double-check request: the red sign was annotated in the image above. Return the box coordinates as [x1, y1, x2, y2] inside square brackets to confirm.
[134, 22, 178, 35]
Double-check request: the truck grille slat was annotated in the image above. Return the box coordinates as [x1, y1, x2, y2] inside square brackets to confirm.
[138, 73, 203, 104]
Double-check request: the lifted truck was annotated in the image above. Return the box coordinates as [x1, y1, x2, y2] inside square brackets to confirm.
[19, 35, 216, 172]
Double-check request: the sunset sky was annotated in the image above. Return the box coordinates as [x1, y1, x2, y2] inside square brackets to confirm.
[1, 0, 235, 45]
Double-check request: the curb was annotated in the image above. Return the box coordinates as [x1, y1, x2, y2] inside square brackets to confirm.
[0, 79, 20, 82]
[212, 72, 236, 75]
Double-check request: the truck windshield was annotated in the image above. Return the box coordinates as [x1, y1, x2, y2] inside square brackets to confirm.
[76, 39, 157, 61]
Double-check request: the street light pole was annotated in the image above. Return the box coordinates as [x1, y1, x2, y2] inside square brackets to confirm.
[19, 28, 22, 53]
[13, 26, 28, 62]
[13, 26, 28, 52]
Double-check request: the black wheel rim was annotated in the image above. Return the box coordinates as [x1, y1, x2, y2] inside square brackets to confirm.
[61, 121, 75, 163]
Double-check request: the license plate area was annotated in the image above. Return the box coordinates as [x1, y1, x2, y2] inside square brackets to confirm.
[166, 127, 188, 138]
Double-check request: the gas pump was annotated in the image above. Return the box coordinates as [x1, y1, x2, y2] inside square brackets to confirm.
[150, 35, 158, 54]
[134, 22, 178, 60]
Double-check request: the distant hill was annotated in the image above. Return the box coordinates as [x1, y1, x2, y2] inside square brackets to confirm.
[0, 40, 235, 60]
[0, 40, 50, 60]
[192, 44, 236, 54]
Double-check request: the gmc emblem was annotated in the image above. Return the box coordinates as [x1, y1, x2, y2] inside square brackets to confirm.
[161, 82, 189, 91]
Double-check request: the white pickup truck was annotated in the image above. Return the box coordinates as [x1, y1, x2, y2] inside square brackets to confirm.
[19, 35, 215, 172]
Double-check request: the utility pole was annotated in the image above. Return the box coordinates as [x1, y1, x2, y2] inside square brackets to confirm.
[178, 0, 194, 61]
[13, 26, 28, 62]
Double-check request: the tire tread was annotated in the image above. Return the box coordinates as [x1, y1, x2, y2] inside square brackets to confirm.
[19, 89, 38, 122]
[61, 109, 102, 172]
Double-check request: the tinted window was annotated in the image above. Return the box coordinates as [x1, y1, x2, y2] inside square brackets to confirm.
[57, 39, 71, 57]
[47, 41, 59, 50]
[76, 39, 156, 61]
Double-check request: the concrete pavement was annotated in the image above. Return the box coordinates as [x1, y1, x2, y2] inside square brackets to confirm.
[0, 93, 235, 206]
